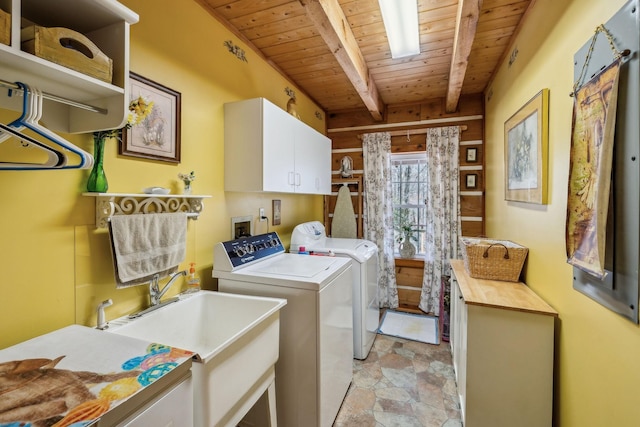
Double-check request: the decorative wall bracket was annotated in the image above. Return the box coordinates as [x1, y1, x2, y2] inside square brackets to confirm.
[83, 193, 211, 228]
[224, 40, 248, 62]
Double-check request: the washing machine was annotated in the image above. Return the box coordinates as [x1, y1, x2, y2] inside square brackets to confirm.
[212, 232, 353, 427]
[291, 221, 379, 360]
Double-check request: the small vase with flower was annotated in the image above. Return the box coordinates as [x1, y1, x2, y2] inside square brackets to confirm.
[178, 171, 196, 195]
[86, 96, 154, 192]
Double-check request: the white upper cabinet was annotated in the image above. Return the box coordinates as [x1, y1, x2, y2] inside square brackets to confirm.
[224, 97, 331, 195]
[0, 0, 138, 133]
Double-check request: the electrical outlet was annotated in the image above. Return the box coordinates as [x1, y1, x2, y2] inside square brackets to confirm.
[259, 208, 266, 221]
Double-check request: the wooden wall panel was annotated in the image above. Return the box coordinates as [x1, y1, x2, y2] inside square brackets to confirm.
[396, 264, 423, 287]
[397, 288, 422, 311]
[396, 258, 425, 313]
[460, 195, 484, 217]
[328, 94, 484, 129]
[331, 152, 363, 172]
[462, 221, 484, 236]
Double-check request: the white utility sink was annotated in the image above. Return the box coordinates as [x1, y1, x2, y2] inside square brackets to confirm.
[107, 290, 287, 427]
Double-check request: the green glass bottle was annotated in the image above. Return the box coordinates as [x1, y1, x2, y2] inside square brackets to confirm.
[86, 135, 109, 193]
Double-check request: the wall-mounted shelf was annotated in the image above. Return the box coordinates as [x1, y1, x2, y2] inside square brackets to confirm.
[0, 0, 139, 133]
[83, 193, 212, 228]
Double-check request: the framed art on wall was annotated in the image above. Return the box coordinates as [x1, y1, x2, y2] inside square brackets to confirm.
[273, 199, 281, 225]
[121, 72, 182, 163]
[465, 173, 478, 189]
[504, 88, 549, 204]
[466, 147, 478, 163]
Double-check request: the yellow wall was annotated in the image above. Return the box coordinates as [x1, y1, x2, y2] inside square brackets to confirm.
[484, 0, 639, 425]
[0, 0, 324, 348]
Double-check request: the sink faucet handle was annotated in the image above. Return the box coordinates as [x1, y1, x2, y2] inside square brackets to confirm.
[97, 299, 113, 330]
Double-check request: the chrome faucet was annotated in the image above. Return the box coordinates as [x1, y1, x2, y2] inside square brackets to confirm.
[150, 270, 187, 306]
[127, 270, 187, 319]
[96, 299, 113, 330]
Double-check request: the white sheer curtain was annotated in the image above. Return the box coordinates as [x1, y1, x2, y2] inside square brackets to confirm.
[420, 126, 461, 314]
[362, 132, 398, 309]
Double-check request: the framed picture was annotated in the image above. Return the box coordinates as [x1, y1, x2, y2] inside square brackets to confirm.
[272, 199, 281, 225]
[504, 88, 549, 204]
[120, 72, 182, 163]
[466, 147, 478, 163]
[465, 173, 477, 189]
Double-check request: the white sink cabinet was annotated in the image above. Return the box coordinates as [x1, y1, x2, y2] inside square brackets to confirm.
[449, 260, 558, 427]
[115, 375, 193, 427]
[224, 97, 331, 195]
[0, 0, 138, 133]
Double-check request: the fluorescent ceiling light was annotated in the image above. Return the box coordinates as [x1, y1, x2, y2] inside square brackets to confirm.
[378, 0, 420, 59]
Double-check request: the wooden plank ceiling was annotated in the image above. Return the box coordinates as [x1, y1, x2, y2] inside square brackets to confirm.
[195, 0, 532, 120]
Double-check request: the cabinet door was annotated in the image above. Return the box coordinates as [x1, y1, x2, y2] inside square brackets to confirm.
[457, 287, 467, 418]
[262, 101, 296, 192]
[451, 279, 467, 420]
[293, 118, 331, 194]
[117, 375, 192, 426]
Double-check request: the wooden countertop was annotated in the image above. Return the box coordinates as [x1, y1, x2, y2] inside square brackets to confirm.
[451, 259, 558, 317]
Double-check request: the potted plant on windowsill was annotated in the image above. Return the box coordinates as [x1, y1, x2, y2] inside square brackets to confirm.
[397, 223, 418, 259]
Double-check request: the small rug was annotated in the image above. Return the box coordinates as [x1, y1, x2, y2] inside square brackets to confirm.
[378, 310, 439, 345]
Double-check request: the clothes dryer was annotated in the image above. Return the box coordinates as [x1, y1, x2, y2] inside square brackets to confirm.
[213, 232, 353, 427]
[291, 221, 379, 359]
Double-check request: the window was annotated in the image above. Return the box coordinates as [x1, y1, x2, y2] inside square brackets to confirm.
[391, 152, 428, 255]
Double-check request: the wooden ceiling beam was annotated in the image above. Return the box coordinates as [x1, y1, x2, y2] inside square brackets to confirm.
[299, 0, 384, 121]
[445, 0, 483, 113]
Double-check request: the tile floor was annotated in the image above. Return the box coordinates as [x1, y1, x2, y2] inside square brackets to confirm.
[334, 333, 462, 427]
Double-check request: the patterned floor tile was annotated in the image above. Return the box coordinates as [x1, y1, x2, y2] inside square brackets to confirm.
[334, 333, 460, 427]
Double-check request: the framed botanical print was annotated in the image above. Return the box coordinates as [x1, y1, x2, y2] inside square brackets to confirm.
[504, 89, 549, 204]
[120, 72, 182, 163]
[465, 173, 478, 189]
[273, 199, 281, 225]
[466, 147, 478, 163]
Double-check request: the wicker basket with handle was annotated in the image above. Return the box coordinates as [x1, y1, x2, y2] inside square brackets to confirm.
[460, 237, 528, 282]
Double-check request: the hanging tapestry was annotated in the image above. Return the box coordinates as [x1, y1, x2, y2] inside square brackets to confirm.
[566, 58, 621, 279]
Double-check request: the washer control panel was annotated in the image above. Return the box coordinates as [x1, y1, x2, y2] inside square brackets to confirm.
[219, 232, 284, 269]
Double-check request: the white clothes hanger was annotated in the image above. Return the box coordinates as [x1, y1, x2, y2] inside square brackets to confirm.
[25, 84, 93, 169]
[0, 84, 67, 169]
[0, 122, 67, 169]
[0, 82, 94, 170]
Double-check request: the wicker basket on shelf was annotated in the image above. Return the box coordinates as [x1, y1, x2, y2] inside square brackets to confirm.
[460, 237, 528, 282]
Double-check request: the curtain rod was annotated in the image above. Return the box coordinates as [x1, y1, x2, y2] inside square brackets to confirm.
[0, 79, 108, 114]
[356, 125, 468, 139]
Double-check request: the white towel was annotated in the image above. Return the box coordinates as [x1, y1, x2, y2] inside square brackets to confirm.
[331, 185, 357, 238]
[109, 213, 187, 288]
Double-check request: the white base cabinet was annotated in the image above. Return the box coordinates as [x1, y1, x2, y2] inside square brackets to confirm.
[116, 374, 193, 427]
[450, 260, 557, 427]
[224, 97, 331, 195]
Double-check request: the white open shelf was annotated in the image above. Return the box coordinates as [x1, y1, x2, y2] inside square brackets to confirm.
[83, 193, 212, 228]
